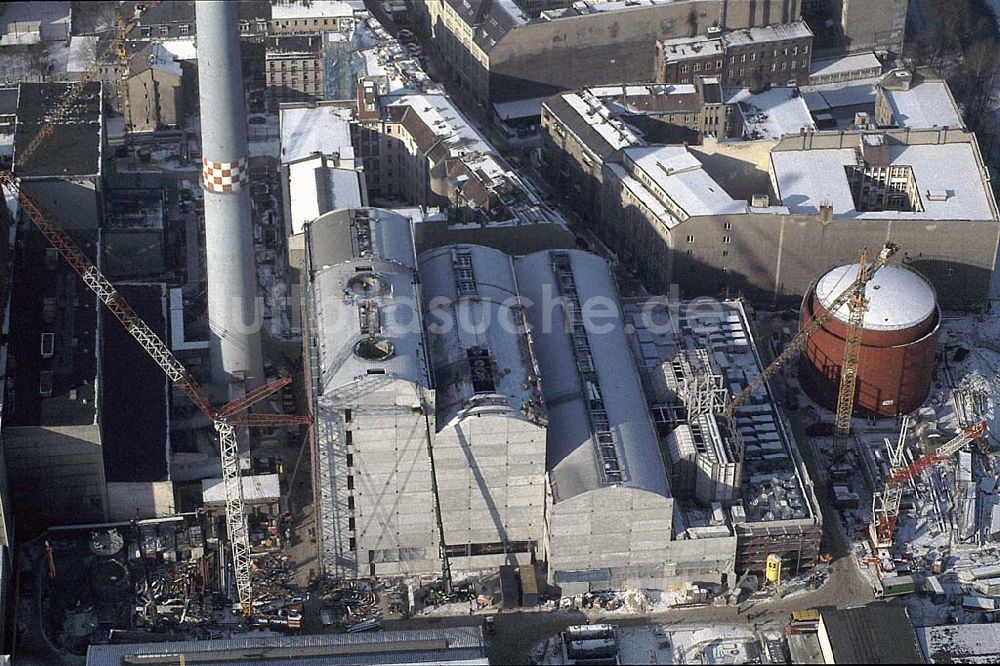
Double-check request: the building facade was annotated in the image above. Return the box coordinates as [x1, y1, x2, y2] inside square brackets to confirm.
[657, 22, 813, 89]
[265, 35, 325, 110]
[541, 82, 999, 311]
[412, 0, 803, 110]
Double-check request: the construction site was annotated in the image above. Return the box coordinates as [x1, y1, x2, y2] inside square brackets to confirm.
[2, 0, 1000, 664]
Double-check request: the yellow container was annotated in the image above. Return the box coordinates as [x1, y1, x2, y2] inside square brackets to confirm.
[766, 554, 782, 584]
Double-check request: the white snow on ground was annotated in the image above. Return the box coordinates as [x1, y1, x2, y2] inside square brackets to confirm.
[539, 625, 759, 665]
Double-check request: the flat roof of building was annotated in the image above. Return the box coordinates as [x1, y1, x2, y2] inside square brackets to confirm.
[86, 626, 487, 666]
[203, 474, 280, 505]
[809, 52, 882, 79]
[658, 35, 725, 62]
[6, 224, 97, 428]
[288, 155, 364, 235]
[624, 145, 746, 219]
[724, 87, 816, 140]
[270, 0, 363, 20]
[624, 298, 817, 526]
[770, 140, 994, 220]
[882, 79, 964, 129]
[514, 250, 668, 503]
[918, 623, 1000, 663]
[721, 20, 813, 47]
[13, 82, 102, 178]
[800, 78, 879, 110]
[101, 283, 168, 482]
[280, 105, 356, 164]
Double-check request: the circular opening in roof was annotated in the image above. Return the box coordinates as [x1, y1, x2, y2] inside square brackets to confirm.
[346, 272, 386, 296]
[354, 336, 394, 361]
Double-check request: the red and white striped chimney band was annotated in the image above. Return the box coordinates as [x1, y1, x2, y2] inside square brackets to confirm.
[202, 156, 248, 193]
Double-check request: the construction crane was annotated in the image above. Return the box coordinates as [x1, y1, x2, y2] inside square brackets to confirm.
[832, 247, 875, 440]
[870, 421, 986, 557]
[2, 6, 311, 617]
[19, 5, 145, 166]
[2, 173, 312, 615]
[721, 242, 898, 420]
[0, 172, 312, 615]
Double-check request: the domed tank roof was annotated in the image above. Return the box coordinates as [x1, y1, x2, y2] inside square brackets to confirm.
[815, 263, 936, 332]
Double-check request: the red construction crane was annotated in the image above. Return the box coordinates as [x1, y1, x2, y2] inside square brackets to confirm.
[870, 421, 986, 554]
[2, 172, 311, 615]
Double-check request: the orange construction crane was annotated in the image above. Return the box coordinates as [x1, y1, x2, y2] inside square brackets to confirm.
[870, 421, 986, 555]
[2, 173, 311, 614]
[2, 6, 310, 618]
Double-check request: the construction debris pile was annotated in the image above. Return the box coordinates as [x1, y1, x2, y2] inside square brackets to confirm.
[314, 579, 380, 632]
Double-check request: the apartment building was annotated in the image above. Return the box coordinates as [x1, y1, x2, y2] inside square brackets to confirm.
[411, 0, 802, 111]
[542, 80, 999, 310]
[657, 21, 813, 89]
[265, 35, 325, 110]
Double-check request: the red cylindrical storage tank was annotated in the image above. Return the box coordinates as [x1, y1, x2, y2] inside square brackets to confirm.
[799, 263, 939, 418]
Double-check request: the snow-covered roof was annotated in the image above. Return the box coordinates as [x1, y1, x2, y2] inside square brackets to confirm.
[809, 52, 882, 79]
[882, 80, 963, 129]
[387, 93, 492, 158]
[657, 35, 725, 62]
[514, 250, 668, 503]
[492, 96, 547, 121]
[770, 141, 995, 220]
[560, 90, 643, 151]
[724, 87, 816, 140]
[816, 263, 936, 331]
[0, 1, 69, 44]
[67, 36, 96, 74]
[288, 155, 363, 235]
[588, 83, 698, 99]
[307, 208, 429, 393]
[271, 0, 362, 20]
[918, 623, 1000, 663]
[800, 78, 879, 110]
[418, 245, 544, 429]
[721, 20, 812, 46]
[202, 474, 280, 504]
[145, 40, 196, 77]
[280, 105, 355, 164]
[624, 145, 747, 218]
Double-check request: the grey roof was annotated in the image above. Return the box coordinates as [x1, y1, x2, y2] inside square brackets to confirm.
[881, 79, 963, 129]
[444, 0, 526, 53]
[13, 82, 102, 178]
[820, 605, 922, 664]
[86, 627, 486, 666]
[418, 245, 545, 429]
[514, 250, 668, 503]
[771, 139, 996, 220]
[918, 623, 1000, 663]
[306, 209, 429, 394]
[0, 87, 18, 116]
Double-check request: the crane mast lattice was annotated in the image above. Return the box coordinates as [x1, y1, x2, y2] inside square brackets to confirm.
[2, 6, 311, 617]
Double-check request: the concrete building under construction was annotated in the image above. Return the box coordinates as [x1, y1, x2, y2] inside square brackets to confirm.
[305, 214, 820, 591]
